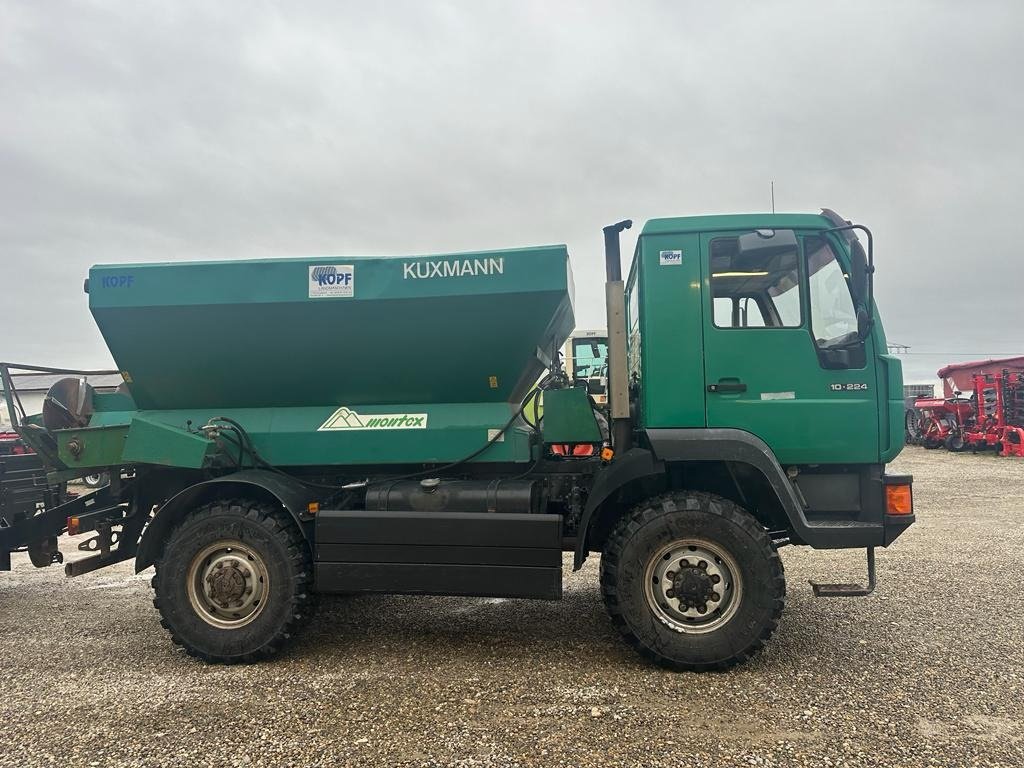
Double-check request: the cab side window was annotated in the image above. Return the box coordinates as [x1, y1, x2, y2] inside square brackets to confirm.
[710, 237, 801, 328]
[805, 236, 859, 346]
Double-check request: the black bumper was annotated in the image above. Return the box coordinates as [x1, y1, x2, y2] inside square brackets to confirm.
[795, 470, 914, 549]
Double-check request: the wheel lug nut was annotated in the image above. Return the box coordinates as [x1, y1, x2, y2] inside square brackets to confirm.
[710, 593, 720, 602]
[698, 560, 708, 569]
[666, 589, 675, 598]
[666, 571, 675, 580]
[710, 574, 721, 584]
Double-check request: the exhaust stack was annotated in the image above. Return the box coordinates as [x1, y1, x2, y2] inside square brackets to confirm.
[602, 220, 633, 452]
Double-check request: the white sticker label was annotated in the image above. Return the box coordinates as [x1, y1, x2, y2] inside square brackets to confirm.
[760, 391, 796, 401]
[659, 250, 683, 266]
[319, 407, 427, 431]
[309, 265, 354, 298]
[487, 429, 505, 442]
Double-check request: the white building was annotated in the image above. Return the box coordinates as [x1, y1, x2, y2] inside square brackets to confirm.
[1, 372, 124, 430]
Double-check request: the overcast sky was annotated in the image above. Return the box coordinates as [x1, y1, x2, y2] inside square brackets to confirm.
[2, 1, 1022, 383]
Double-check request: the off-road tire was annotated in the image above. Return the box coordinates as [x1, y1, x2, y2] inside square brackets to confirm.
[904, 408, 921, 443]
[152, 498, 314, 663]
[600, 491, 785, 672]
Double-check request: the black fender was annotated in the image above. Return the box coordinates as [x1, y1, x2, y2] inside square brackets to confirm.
[575, 429, 827, 569]
[644, 429, 901, 549]
[573, 447, 664, 569]
[644, 428, 835, 544]
[134, 469, 316, 572]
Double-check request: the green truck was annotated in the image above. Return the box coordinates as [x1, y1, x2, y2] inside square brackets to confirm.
[0, 209, 914, 671]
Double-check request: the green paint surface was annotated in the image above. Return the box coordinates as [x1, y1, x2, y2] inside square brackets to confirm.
[90, 245, 573, 411]
[541, 387, 602, 443]
[628, 213, 903, 465]
[70, 214, 902, 473]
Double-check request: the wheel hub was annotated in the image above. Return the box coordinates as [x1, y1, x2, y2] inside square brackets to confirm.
[187, 542, 269, 629]
[644, 540, 742, 634]
[206, 558, 250, 607]
[670, 563, 717, 610]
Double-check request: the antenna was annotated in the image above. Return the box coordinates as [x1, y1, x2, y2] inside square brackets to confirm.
[770, 181, 775, 214]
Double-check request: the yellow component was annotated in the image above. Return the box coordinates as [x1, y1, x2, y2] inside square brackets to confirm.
[67, 516, 80, 536]
[488, 376, 498, 389]
[307, 502, 320, 515]
[121, 371, 133, 384]
[600, 447, 614, 462]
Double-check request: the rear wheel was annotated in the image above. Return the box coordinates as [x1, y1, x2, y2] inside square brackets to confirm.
[600, 491, 785, 671]
[904, 409, 921, 443]
[152, 498, 314, 663]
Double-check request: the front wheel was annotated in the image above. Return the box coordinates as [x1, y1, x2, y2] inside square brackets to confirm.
[152, 498, 314, 663]
[600, 491, 785, 671]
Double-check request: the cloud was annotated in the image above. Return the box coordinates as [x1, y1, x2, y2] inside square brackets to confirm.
[1, 0, 1021, 384]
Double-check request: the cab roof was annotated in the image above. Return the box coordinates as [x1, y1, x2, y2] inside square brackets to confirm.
[640, 212, 833, 236]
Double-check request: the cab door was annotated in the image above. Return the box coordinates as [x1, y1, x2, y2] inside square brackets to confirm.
[700, 229, 879, 465]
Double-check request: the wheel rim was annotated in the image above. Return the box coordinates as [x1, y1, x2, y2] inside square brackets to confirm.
[643, 539, 742, 634]
[186, 540, 270, 629]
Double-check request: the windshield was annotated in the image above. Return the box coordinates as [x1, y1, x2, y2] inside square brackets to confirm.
[806, 235, 859, 346]
[572, 337, 608, 379]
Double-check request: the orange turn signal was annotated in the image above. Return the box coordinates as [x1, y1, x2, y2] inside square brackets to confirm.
[885, 484, 913, 515]
[67, 516, 80, 535]
[307, 502, 320, 515]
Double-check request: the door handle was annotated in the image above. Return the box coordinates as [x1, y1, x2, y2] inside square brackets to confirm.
[707, 380, 747, 394]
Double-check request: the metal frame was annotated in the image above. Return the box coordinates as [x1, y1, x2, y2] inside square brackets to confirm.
[1, 361, 120, 441]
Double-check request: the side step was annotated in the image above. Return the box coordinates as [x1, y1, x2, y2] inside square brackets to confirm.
[809, 547, 876, 597]
[314, 510, 563, 600]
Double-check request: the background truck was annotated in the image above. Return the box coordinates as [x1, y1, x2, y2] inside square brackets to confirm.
[563, 329, 609, 406]
[0, 209, 914, 671]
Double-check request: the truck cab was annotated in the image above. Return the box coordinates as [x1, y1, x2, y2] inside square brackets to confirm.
[563, 329, 609, 405]
[612, 212, 909, 548]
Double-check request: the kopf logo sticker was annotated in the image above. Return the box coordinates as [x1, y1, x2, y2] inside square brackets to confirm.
[659, 250, 683, 266]
[309, 265, 354, 298]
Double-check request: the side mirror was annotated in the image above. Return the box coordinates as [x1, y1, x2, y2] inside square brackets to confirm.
[848, 240, 869, 304]
[856, 305, 871, 340]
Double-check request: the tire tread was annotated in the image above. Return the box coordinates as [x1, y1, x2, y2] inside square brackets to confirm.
[600, 490, 785, 672]
[152, 498, 314, 664]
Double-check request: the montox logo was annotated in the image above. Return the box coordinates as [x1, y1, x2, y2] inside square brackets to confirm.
[318, 407, 428, 431]
[309, 265, 354, 298]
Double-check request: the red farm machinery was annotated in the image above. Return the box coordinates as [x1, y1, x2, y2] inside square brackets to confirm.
[905, 357, 1024, 457]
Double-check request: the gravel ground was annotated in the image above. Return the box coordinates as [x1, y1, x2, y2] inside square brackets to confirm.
[1, 446, 1022, 767]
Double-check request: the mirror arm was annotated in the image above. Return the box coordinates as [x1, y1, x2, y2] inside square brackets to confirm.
[822, 222, 874, 289]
